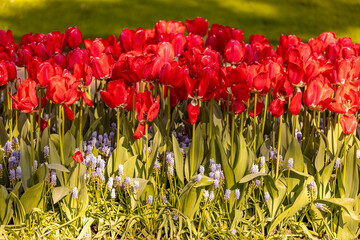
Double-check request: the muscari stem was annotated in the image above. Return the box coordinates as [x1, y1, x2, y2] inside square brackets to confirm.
[275, 115, 282, 179]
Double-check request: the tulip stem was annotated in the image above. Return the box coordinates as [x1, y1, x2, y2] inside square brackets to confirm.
[116, 107, 120, 158]
[261, 94, 268, 134]
[36, 89, 42, 155]
[79, 97, 83, 150]
[275, 115, 282, 179]
[167, 87, 171, 137]
[191, 123, 195, 178]
[230, 108, 235, 163]
[49, 101, 52, 130]
[240, 112, 244, 137]
[30, 113, 35, 173]
[77, 163, 80, 188]
[209, 96, 214, 141]
[145, 122, 149, 179]
[253, 93, 257, 153]
[132, 83, 136, 126]
[59, 105, 67, 184]
[343, 134, 347, 183]
[226, 93, 230, 135]
[7, 83, 13, 142]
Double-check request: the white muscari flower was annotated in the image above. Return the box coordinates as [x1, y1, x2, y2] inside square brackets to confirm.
[199, 165, 205, 175]
[168, 165, 174, 177]
[357, 149, 360, 159]
[235, 189, 240, 200]
[161, 195, 167, 205]
[264, 191, 270, 201]
[203, 190, 209, 200]
[50, 171, 57, 185]
[133, 180, 139, 191]
[287, 158, 294, 168]
[259, 156, 265, 168]
[231, 229, 237, 236]
[147, 195, 153, 205]
[195, 174, 202, 183]
[214, 179, 220, 189]
[335, 157, 341, 169]
[254, 179, 261, 187]
[224, 189, 231, 201]
[111, 188, 116, 199]
[315, 202, 328, 212]
[118, 164, 124, 175]
[209, 158, 215, 165]
[72, 187, 78, 199]
[250, 164, 259, 174]
[108, 177, 113, 190]
[209, 191, 214, 202]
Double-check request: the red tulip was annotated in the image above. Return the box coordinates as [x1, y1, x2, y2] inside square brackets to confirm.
[100, 80, 134, 110]
[72, 151, 83, 163]
[9, 78, 38, 113]
[269, 98, 285, 118]
[303, 75, 334, 111]
[91, 53, 113, 79]
[339, 114, 358, 135]
[328, 83, 360, 115]
[155, 20, 185, 42]
[84, 38, 106, 57]
[185, 17, 208, 37]
[224, 40, 244, 64]
[187, 100, 200, 125]
[64, 27, 82, 49]
[0, 62, 8, 86]
[289, 89, 302, 115]
[37, 62, 55, 87]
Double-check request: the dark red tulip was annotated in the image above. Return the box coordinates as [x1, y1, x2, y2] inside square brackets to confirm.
[269, 98, 285, 118]
[185, 17, 208, 37]
[65, 27, 82, 49]
[0, 62, 8, 86]
[224, 40, 244, 64]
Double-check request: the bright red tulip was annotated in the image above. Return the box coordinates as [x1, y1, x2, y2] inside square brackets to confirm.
[100, 80, 134, 110]
[91, 53, 113, 79]
[187, 100, 200, 125]
[269, 98, 285, 118]
[339, 114, 358, 135]
[224, 40, 244, 64]
[72, 151, 83, 163]
[303, 75, 334, 111]
[328, 83, 360, 115]
[289, 89, 302, 115]
[0, 62, 8, 86]
[9, 78, 38, 113]
[37, 62, 55, 86]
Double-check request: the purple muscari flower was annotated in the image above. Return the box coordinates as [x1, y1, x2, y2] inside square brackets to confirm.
[147, 195, 153, 205]
[287, 158, 294, 168]
[86, 145, 93, 154]
[216, 164, 221, 171]
[11, 150, 20, 160]
[72, 187, 78, 199]
[173, 214, 179, 221]
[209, 172, 215, 179]
[166, 152, 175, 166]
[203, 190, 209, 200]
[15, 166, 21, 179]
[199, 165, 205, 175]
[195, 174, 202, 183]
[214, 170, 221, 180]
[210, 164, 216, 173]
[44, 146, 50, 158]
[9, 169, 15, 180]
[91, 131, 98, 139]
[235, 189, 240, 200]
[34, 160, 38, 170]
[2, 141, 12, 153]
[118, 164, 124, 175]
[111, 188, 116, 199]
[308, 181, 317, 190]
[269, 148, 276, 159]
[224, 189, 231, 201]
[111, 122, 117, 131]
[103, 133, 108, 140]
[8, 157, 18, 169]
[335, 158, 341, 169]
[153, 160, 161, 171]
[254, 179, 261, 187]
[115, 176, 122, 184]
[50, 171, 57, 185]
[98, 135, 103, 144]
[295, 129, 302, 143]
[108, 177, 114, 190]
[250, 164, 259, 174]
[133, 180, 139, 191]
[264, 191, 270, 201]
[109, 132, 115, 139]
[209, 191, 214, 202]
[161, 195, 167, 205]
[231, 229, 237, 236]
[122, 176, 131, 189]
[214, 179, 220, 189]
[210, 158, 215, 165]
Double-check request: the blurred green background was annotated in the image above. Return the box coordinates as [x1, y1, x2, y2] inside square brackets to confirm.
[1, 0, 360, 45]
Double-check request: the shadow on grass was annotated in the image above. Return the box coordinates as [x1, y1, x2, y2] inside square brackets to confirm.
[0, 0, 360, 44]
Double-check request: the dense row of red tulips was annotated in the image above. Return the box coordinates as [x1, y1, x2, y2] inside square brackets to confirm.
[1, 17, 360, 137]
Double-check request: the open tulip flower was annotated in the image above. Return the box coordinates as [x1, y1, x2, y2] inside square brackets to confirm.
[9, 78, 38, 113]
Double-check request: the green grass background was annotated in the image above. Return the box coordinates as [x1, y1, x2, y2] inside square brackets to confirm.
[1, 0, 360, 45]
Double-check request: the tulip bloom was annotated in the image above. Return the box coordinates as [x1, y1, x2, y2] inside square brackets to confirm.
[72, 151, 83, 163]
[289, 89, 302, 115]
[339, 114, 358, 135]
[303, 76, 333, 111]
[64, 27, 82, 49]
[9, 78, 38, 113]
[133, 92, 160, 139]
[328, 83, 360, 115]
[187, 100, 200, 125]
[100, 80, 134, 110]
[185, 17, 208, 37]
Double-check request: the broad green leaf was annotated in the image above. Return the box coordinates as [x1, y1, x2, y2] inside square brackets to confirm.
[130, 178, 148, 209]
[49, 139, 65, 186]
[327, 121, 341, 156]
[52, 186, 70, 204]
[124, 155, 138, 178]
[344, 145, 359, 198]
[19, 138, 32, 190]
[269, 179, 287, 219]
[233, 135, 252, 183]
[20, 181, 44, 214]
[181, 187, 204, 220]
[213, 137, 235, 189]
[0, 185, 8, 223]
[185, 124, 204, 181]
[314, 137, 325, 172]
[284, 138, 304, 172]
[316, 198, 359, 221]
[47, 163, 70, 173]
[63, 132, 76, 164]
[172, 134, 184, 185]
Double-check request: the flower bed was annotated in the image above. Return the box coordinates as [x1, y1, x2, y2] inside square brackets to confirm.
[0, 17, 360, 239]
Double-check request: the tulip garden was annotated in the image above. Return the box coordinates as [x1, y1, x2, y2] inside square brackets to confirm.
[1, 17, 360, 239]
